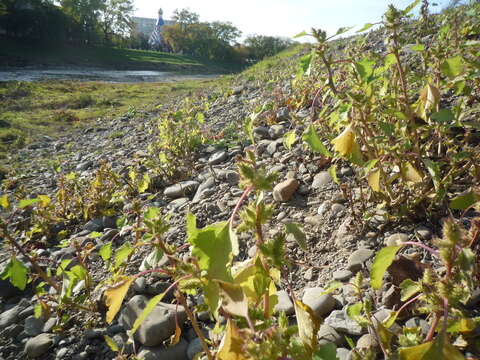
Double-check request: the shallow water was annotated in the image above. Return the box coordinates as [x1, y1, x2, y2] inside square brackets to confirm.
[0, 68, 219, 83]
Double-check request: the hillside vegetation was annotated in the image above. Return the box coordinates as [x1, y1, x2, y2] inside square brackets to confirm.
[1, 1, 480, 360]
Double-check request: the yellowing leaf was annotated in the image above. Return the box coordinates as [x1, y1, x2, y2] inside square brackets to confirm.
[217, 280, 249, 318]
[399, 334, 465, 360]
[217, 319, 250, 360]
[38, 195, 51, 207]
[294, 300, 320, 350]
[401, 162, 423, 184]
[104, 276, 134, 324]
[368, 170, 381, 192]
[331, 126, 355, 156]
[418, 84, 440, 119]
[283, 130, 297, 150]
[0, 194, 10, 209]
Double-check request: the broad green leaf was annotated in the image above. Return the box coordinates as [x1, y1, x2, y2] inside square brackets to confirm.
[356, 23, 374, 33]
[0, 194, 9, 209]
[283, 130, 297, 150]
[377, 321, 394, 352]
[18, 198, 39, 208]
[450, 191, 479, 210]
[400, 279, 421, 301]
[364, 159, 379, 173]
[313, 343, 338, 359]
[355, 58, 375, 82]
[302, 124, 332, 157]
[244, 114, 254, 145]
[216, 280, 249, 318]
[104, 335, 119, 352]
[441, 56, 465, 79]
[370, 246, 401, 290]
[423, 159, 441, 191]
[332, 126, 355, 156]
[104, 276, 135, 324]
[114, 242, 133, 269]
[144, 206, 160, 220]
[383, 311, 399, 328]
[431, 109, 455, 124]
[295, 300, 320, 350]
[384, 53, 397, 68]
[403, 0, 421, 15]
[328, 165, 339, 185]
[368, 169, 381, 192]
[3, 257, 28, 290]
[188, 221, 233, 282]
[130, 292, 166, 334]
[399, 334, 465, 360]
[70, 265, 87, 281]
[284, 223, 307, 250]
[99, 242, 113, 262]
[217, 319, 249, 360]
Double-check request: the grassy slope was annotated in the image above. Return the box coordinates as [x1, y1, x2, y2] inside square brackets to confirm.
[0, 39, 242, 73]
[0, 45, 305, 159]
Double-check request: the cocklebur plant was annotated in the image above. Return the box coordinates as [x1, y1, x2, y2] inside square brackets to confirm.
[346, 201, 480, 359]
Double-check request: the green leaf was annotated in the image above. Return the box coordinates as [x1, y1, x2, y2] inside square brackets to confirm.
[370, 246, 401, 290]
[431, 109, 455, 124]
[188, 221, 233, 283]
[403, 0, 421, 15]
[299, 53, 313, 76]
[114, 242, 133, 269]
[411, 44, 425, 52]
[399, 334, 465, 360]
[144, 207, 160, 220]
[334, 26, 354, 37]
[347, 302, 368, 327]
[284, 223, 307, 250]
[3, 257, 28, 290]
[355, 57, 375, 82]
[384, 53, 397, 68]
[18, 198, 39, 208]
[130, 292, 167, 335]
[294, 31, 309, 38]
[356, 23, 374, 33]
[0, 194, 9, 209]
[70, 265, 87, 281]
[400, 279, 421, 301]
[244, 113, 255, 145]
[441, 56, 465, 79]
[104, 335, 119, 352]
[99, 242, 112, 262]
[283, 130, 297, 150]
[328, 165, 339, 185]
[313, 343, 338, 359]
[302, 124, 332, 157]
[450, 191, 479, 210]
[423, 159, 441, 191]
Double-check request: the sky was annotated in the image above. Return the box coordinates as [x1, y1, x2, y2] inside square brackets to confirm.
[133, 0, 453, 40]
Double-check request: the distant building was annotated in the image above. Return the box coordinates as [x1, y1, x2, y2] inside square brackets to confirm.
[132, 8, 174, 50]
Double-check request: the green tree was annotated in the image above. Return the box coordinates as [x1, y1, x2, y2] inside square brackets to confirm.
[210, 21, 242, 45]
[61, 0, 104, 44]
[98, 0, 134, 44]
[172, 8, 199, 27]
[244, 35, 293, 61]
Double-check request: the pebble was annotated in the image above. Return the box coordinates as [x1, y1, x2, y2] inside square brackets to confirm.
[324, 310, 364, 336]
[384, 233, 409, 246]
[347, 249, 375, 272]
[208, 151, 228, 165]
[302, 288, 336, 317]
[356, 333, 378, 349]
[25, 333, 54, 358]
[312, 171, 333, 189]
[273, 179, 299, 202]
[164, 181, 199, 199]
[415, 226, 432, 240]
[332, 270, 354, 282]
[119, 295, 186, 347]
[303, 268, 314, 281]
[187, 338, 203, 360]
[274, 290, 294, 315]
[137, 339, 188, 360]
[318, 324, 344, 346]
[269, 124, 286, 139]
[24, 316, 45, 337]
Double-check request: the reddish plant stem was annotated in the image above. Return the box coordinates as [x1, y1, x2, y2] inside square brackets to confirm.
[229, 186, 253, 226]
[403, 242, 439, 258]
[425, 312, 440, 342]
